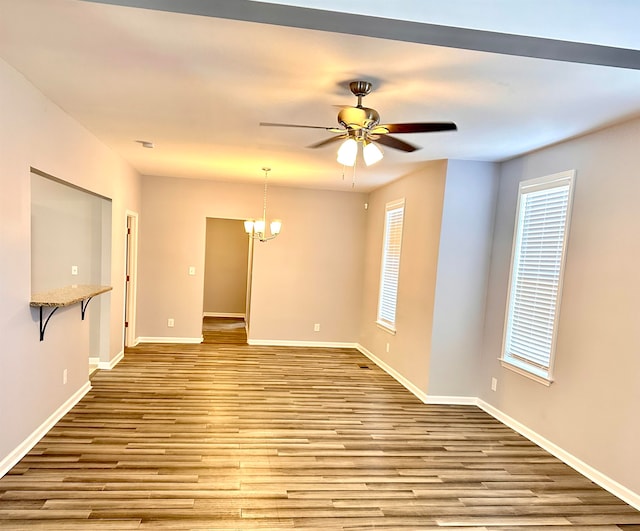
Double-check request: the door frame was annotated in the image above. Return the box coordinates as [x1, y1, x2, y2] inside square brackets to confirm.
[124, 211, 139, 348]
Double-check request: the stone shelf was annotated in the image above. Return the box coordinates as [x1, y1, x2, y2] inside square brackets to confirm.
[30, 284, 112, 341]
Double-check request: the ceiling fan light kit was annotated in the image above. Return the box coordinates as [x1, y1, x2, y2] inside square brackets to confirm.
[337, 137, 384, 167]
[337, 138, 358, 166]
[363, 141, 384, 166]
[244, 167, 281, 242]
[260, 80, 457, 169]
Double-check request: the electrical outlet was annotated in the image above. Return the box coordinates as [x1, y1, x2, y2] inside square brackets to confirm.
[386, 343, 390, 353]
[63, 369, 68, 385]
[71, 265, 78, 275]
[491, 377, 498, 392]
[314, 323, 320, 332]
[167, 318, 175, 328]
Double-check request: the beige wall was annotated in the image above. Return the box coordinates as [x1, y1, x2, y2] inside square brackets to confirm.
[0, 58, 141, 468]
[428, 160, 499, 397]
[481, 117, 640, 495]
[31, 173, 108, 293]
[137, 175, 367, 343]
[358, 160, 447, 393]
[203, 218, 248, 316]
[248, 185, 367, 343]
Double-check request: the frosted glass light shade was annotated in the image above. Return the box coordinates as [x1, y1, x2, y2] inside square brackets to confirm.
[337, 138, 358, 166]
[244, 220, 254, 234]
[270, 220, 282, 235]
[254, 219, 266, 234]
[363, 141, 383, 166]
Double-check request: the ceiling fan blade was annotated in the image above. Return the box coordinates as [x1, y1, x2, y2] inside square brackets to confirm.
[260, 122, 334, 131]
[369, 126, 390, 135]
[374, 134, 421, 153]
[308, 135, 346, 149]
[380, 122, 457, 134]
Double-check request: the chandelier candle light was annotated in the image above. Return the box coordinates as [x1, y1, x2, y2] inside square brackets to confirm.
[244, 167, 282, 242]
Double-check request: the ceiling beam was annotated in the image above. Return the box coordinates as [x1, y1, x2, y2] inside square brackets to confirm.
[83, 0, 640, 70]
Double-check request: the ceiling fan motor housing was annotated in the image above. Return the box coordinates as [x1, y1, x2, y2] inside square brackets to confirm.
[338, 107, 380, 129]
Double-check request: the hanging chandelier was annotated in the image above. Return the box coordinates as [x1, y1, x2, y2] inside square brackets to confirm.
[244, 167, 282, 242]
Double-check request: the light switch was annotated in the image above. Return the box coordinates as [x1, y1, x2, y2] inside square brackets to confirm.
[188, 266, 196, 276]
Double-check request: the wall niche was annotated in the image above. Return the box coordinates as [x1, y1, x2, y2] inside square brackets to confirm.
[30, 169, 112, 358]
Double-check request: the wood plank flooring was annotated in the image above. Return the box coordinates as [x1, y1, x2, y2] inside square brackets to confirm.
[202, 317, 247, 345]
[1, 340, 638, 529]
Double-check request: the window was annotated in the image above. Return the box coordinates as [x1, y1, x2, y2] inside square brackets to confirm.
[501, 170, 575, 384]
[377, 198, 405, 333]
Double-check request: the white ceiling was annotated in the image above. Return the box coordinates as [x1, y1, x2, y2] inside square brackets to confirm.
[1, 0, 640, 191]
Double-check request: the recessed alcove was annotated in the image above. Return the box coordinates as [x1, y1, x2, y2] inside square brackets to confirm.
[30, 169, 112, 364]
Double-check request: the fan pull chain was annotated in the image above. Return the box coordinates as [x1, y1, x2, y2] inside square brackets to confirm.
[339, 163, 358, 188]
[352, 159, 357, 188]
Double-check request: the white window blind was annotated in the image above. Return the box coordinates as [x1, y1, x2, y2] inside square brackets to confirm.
[377, 199, 405, 332]
[502, 170, 575, 383]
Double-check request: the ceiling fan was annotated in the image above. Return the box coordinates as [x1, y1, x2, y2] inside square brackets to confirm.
[260, 80, 457, 166]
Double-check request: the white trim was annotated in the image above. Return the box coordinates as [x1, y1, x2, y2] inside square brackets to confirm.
[356, 344, 429, 403]
[137, 336, 204, 344]
[0, 382, 91, 478]
[89, 356, 100, 366]
[500, 169, 576, 382]
[500, 359, 552, 386]
[203, 312, 245, 318]
[98, 349, 124, 370]
[248, 339, 358, 348]
[377, 198, 405, 330]
[353, 343, 639, 510]
[424, 395, 478, 405]
[123, 211, 139, 349]
[375, 321, 397, 335]
[478, 399, 640, 511]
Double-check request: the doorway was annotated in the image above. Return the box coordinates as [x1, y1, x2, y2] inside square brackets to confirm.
[203, 218, 251, 343]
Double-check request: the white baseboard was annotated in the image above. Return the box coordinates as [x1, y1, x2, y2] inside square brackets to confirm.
[203, 312, 245, 318]
[0, 382, 91, 478]
[356, 344, 429, 403]
[355, 343, 639, 510]
[478, 399, 640, 511]
[425, 395, 478, 405]
[137, 336, 204, 344]
[98, 349, 124, 370]
[248, 339, 358, 348]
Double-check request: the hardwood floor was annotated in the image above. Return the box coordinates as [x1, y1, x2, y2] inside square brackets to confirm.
[202, 317, 247, 345]
[1, 341, 638, 529]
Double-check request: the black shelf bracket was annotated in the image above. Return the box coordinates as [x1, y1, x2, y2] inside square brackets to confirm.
[39, 306, 59, 342]
[38, 297, 95, 341]
[80, 296, 94, 320]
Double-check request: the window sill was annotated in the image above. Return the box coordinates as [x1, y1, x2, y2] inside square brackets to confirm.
[500, 358, 553, 387]
[376, 321, 396, 335]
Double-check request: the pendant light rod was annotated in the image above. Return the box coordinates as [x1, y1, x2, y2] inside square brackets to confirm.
[261, 166, 269, 228]
[244, 167, 282, 242]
